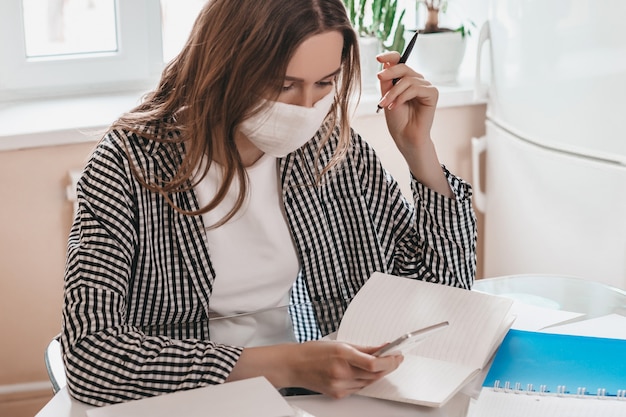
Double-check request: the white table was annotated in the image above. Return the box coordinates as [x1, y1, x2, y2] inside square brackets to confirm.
[36, 386, 473, 417]
[36, 274, 626, 417]
[473, 274, 626, 318]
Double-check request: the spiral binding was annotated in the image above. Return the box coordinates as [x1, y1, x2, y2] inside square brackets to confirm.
[492, 380, 626, 400]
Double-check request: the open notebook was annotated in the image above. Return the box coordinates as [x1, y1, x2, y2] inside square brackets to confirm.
[334, 272, 515, 407]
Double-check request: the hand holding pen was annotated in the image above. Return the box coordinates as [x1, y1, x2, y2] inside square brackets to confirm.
[372, 31, 450, 198]
[376, 31, 419, 113]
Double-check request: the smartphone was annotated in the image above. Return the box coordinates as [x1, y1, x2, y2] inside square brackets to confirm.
[373, 321, 449, 357]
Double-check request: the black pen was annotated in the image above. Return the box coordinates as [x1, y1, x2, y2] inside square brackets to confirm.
[376, 30, 419, 113]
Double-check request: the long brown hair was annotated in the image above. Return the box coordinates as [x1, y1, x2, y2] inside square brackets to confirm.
[112, 0, 361, 226]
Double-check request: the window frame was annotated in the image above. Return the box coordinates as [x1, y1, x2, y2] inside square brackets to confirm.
[0, 0, 164, 101]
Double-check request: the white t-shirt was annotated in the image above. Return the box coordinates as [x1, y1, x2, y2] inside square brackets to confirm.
[194, 154, 300, 347]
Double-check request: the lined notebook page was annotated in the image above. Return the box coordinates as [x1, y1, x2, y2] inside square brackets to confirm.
[357, 355, 479, 407]
[336, 272, 514, 369]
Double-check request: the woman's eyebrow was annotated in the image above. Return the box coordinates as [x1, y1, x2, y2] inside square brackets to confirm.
[284, 68, 341, 82]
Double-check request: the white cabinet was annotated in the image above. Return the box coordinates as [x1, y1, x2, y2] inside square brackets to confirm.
[473, 121, 626, 289]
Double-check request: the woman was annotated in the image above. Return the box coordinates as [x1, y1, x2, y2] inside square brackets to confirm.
[61, 0, 476, 406]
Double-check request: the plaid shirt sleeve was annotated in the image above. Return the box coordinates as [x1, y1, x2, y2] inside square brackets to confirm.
[61, 132, 242, 406]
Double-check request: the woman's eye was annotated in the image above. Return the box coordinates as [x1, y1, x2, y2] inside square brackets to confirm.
[317, 79, 335, 87]
[282, 84, 295, 91]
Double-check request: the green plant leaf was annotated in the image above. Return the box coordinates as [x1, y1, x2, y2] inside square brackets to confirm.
[346, 0, 356, 27]
[357, 0, 368, 36]
[342, 0, 406, 48]
[386, 9, 405, 53]
[382, 0, 395, 41]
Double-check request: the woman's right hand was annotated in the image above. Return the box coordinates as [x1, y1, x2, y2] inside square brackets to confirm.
[287, 340, 404, 398]
[227, 340, 403, 399]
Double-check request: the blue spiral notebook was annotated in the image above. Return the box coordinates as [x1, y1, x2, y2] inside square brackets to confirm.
[483, 329, 626, 397]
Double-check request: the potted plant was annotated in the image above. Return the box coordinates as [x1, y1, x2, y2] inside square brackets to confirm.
[410, 0, 474, 84]
[342, 0, 407, 93]
[343, 0, 406, 52]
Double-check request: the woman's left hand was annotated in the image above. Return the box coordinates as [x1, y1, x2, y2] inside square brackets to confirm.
[375, 51, 453, 198]
[376, 51, 439, 154]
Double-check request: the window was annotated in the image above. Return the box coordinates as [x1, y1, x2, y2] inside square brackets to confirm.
[160, 0, 205, 62]
[0, 1, 487, 102]
[0, 0, 164, 101]
[22, 0, 118, 58]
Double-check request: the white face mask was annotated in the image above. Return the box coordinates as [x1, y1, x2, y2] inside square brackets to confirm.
[240, 91, 335, 157]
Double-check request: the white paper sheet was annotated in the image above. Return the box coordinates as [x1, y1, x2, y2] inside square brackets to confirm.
[507, 300, 585, 331]
[86, 377, 295, 417]
[541, 313, 626, 339]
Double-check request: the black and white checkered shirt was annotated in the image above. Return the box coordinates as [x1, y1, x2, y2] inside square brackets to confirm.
[61, 122, 476, 405]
